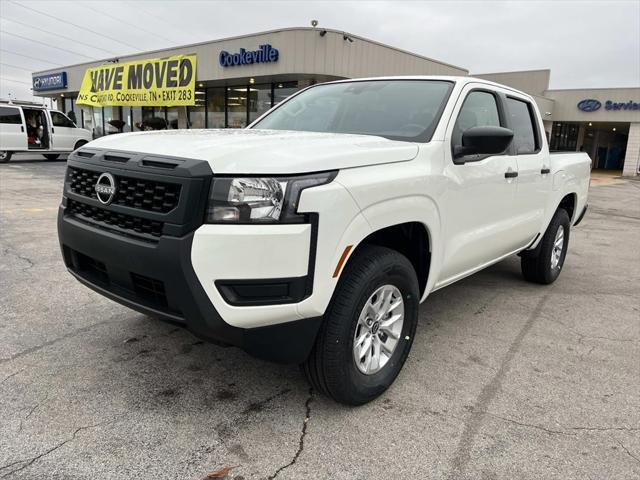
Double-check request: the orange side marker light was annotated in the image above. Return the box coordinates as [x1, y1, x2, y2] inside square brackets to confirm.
[332, 245, 354, 278]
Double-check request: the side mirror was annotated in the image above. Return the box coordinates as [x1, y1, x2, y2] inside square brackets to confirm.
[453, 126, 514, 163]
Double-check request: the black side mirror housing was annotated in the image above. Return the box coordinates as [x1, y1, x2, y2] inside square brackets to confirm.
[453, 126, 514, 163]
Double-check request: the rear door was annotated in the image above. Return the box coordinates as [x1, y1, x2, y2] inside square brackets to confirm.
[437, 85, 520, 285]
[503, 95, 552, 243]
[49, 110, 77, 150]
[0, 106, 27, 151]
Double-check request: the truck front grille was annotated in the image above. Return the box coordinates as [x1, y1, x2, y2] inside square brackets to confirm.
[68, 167, 181, 214]
[67, 199, 163, 239]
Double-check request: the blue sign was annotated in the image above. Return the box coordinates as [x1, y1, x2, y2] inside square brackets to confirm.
[219, 44, 279, 67]
[604, 100, 640, 111]
[578, 98, 640, 112]
[577, 99, 601, 112]
[32, 72, 67, 91]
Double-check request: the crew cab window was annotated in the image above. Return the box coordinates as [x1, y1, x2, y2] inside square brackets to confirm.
[0, 107, 22, 124]
[506, 98, 538, 154]
[51, 111, 76, 128]
[452, 91, 501, 148]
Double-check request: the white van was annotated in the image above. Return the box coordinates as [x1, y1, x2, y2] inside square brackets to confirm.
[0, 100, 92, 163]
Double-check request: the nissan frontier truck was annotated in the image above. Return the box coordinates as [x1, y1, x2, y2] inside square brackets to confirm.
[57, 77, 590, 405]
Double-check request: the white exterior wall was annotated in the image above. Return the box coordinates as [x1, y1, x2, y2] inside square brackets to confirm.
[33, 28, 467, 95]
[544, 88, 640, 123]
[623, 123, 640, 176]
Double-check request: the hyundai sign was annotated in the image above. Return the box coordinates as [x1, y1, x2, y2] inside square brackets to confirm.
[219, 44, 279, 67]
[32, 72, 68, 91]
[578, 98, 640, 112]
[577, 99, 601, 112]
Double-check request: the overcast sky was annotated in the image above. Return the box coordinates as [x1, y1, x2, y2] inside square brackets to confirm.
[1, 0, 639, 101]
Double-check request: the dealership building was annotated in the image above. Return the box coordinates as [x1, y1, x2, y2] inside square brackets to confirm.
[31, 27, 640, 176]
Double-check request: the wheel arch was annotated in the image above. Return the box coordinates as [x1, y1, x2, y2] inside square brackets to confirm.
[343, 221, 432, 299]
[73, 139, 89, 151]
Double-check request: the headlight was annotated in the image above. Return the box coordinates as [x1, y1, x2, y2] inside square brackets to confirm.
[205, 171, 336, 223]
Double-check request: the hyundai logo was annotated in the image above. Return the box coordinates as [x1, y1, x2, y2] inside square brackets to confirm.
[577, 99, 602, 112]
[95, 172, 117, 205]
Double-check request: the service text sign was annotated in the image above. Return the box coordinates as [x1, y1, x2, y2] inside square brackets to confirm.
[77, 54, 196, 107]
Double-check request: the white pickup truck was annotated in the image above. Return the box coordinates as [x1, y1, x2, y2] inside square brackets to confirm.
[57, 76, 590, 405]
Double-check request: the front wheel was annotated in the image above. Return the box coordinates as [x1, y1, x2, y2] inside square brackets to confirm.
[43, 154, 60, 161]
[302, 245, 419, 405]
[521, 208, 571, 284]
[0, 151, 12, 163]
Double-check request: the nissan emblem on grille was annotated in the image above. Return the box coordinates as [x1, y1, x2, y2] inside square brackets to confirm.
[95, 173, 117, 205]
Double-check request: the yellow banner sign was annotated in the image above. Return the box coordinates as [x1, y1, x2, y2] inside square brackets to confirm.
[77, 54, 196, 107]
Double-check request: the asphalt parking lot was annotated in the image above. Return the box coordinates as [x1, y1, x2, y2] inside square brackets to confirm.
[1, 156, 639, 480]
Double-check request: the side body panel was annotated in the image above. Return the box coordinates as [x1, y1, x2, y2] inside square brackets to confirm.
[0, 106, 27, 151]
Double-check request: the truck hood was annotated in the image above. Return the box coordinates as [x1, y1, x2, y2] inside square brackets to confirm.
[86, 129, 419, 174]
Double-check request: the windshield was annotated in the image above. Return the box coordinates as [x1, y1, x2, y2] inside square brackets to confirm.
[252, 80, 454, 142]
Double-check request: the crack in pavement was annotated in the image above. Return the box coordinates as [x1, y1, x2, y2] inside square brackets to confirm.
[1, 247, 34, 271]
[0, 368, 24, 386]
[484, 412, 576, 436]
[611, 435, 640, 465]
[266, 388, 314, 480]
[448, 293, 551, 479]
[0, 419, 117, 478]
[0, 318, 124, 365]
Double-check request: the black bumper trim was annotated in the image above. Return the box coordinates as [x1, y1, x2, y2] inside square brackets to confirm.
[573, 204, 588, 226]
[58, 208, 321, 363]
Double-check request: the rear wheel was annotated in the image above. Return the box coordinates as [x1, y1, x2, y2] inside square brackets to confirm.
[43, 154, 60, 161]
[521, 208, 571, 284]
[302, 245, 419, 405]
[0, 151, 12, 163]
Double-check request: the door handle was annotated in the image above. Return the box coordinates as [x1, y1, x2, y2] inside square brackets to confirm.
[504, 170, 518, 178]
[20, 125, 24, 132]
[541, 167, 551, 174]
[52, 127, 55, 133]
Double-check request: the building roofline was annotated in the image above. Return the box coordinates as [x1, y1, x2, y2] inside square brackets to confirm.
[545, 86, 640, 92]
[33, 26, 469, 75]
[473, 68, 551, 76]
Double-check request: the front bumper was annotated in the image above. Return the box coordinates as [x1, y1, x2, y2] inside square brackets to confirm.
[59, 211, 321, 363]
[57, 149, 322, 363]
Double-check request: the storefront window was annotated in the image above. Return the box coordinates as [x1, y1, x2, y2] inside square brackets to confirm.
[166, 107, 180, 129]
[249, 84, 273, 124]
[63, 97, 81, 127]
[207, 87, 225, 128]
[273, 82, 298, 105]
[550, 122, 580, 151]
[227, 86, 247, 128]
[92, 108, 103, 138]
[189, 88, 206, 128]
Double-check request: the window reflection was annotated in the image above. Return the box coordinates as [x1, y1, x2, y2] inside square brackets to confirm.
[227, 86, 247, 128]
[249, 84, 272, 123]
[207, 87, 225, 128]
[274, 82, 298, 105]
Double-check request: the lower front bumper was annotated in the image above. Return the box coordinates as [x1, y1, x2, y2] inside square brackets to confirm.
[58, 208, 321, 363]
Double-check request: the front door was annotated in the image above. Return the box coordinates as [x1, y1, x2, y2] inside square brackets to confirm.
[437, 86, 520, 286]
[0, 106, 27, 152]
[49, 110, 77, 150]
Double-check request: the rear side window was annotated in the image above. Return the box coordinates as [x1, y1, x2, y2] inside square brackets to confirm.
[452, 91, 501, 147]
[51, 111, 76, 128]
[506, 98, 539, 154]
[0, 107, 22, 124]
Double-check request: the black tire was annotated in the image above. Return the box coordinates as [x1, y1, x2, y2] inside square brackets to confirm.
[43, 154, 60, 161]
[521, 208, 571, 284]
[302, 245, 419, 405]
[0, 151, 12, 163]
[73, 140, 88, 151]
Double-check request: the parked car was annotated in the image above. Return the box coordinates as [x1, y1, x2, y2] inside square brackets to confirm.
[0, 100, 92, 162]
[57, 76, 590, 405]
